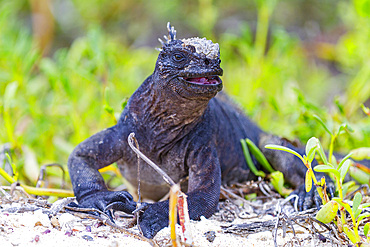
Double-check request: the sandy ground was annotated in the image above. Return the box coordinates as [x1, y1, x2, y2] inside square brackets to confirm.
[0, 198, 342, 247]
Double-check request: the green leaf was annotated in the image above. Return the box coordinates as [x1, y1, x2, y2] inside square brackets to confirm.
[245, 193, 257, 200]
[350, 147, 370, 160]
[3, 81, 18, 109]
[336, 123, 353, 136]
[316, 141, 329, 167]
[352, 192, 362, 219]
[332, 198, 353, 217]
[241, 139, 265, 177]
[305, 170, 312, 193]
[362, 104, 370, 116]
[5, 153, 18, 181]
[104, 105, 114, 115]
[305, 137, 318, 163]
[362, 203, 370, 208]
[121, 98, 128, 110]
[264, 145, 305, 164]
[339, 159, 351, 182]
[349, 166, 370, 184]
[342, 181, 356, 197]
[313, 114, 333, 136]
[316, 200, 338, 224]
[330, 154, 337, 166]
[364, 222, 370, 237]
[337, 152, 352, 170]
[0, 166, 16, 184]
[314, 165, 340, 177]
[356, 213, 370, 229]
[343, 228, 360, 244]
[270, 171, 285, 196]
[245, 138, 275, 173]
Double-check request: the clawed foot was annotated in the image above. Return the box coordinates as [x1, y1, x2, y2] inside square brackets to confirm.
[290, 182, 335, 211]
[68, 190, 167, 239]
[138, 201, 169, 239]
[68, 190, 137, 221]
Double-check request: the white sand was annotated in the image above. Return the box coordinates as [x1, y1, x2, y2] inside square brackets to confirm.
[0, 204, 336, 247]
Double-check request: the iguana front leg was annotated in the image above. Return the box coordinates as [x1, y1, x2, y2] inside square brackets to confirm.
[139, 144, 221, 238]
[68, 125, 136, 218]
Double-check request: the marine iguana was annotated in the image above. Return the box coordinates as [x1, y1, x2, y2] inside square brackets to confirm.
[67, 23, 366, 238]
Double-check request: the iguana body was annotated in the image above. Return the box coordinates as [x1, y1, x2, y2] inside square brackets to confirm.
[68, 24, 365, 238]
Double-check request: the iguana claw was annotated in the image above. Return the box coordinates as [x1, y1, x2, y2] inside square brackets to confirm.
[68, 190, 137, 222]
[290, 181, 335, 211]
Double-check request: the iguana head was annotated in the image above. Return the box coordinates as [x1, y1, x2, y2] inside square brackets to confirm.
[153, 23, 223, 99]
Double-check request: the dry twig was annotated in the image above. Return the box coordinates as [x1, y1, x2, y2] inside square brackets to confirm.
[128, 133, 175, 187]
[127, 132, 193, 246]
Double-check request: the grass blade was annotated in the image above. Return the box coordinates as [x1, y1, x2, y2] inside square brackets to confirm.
[265, 144, 305, 164]
[241, 139, 265, 177]
[245, 138, 274, 173]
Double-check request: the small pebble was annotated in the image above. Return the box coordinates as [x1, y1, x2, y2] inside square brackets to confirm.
[65, 230, 73, 237]
[86, 225, 91, 232]
[318, 233, 326, 242]
[82, 235, 94, 241]
[33, 235, 40, 242]
[97, 232, 108, 238]
[35, 221, 43, 226]
[204, 230, 216, 242]
[59, 213, 79, 229]
[42, 229, 51, 235]
[94, 222, 103, 228]
[109, 241, 119, 247]
[50, 216, 60, 228]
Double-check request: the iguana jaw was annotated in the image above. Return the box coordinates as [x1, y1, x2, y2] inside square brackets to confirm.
[177, 75, 223, 98]
[183, 75, 221, 85]
[169, 63, 223, 97]
[179, 67, 223, 86]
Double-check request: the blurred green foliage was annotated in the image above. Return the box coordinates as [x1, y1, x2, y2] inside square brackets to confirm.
[0, 0, 370, 188]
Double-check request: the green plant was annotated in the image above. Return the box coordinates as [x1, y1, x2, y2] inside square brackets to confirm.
[241, 138, 292, 196]
[266, 132, 370, 245]
[1, 0, 370, 204]
[0, 153, 73, 198]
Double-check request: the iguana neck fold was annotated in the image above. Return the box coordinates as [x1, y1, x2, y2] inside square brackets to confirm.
[128, 76, 210, 149]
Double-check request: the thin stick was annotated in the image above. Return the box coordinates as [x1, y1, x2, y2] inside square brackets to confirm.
[36, 163, 66, 189]
[128, 133, 193, 244]
[130, 134, 144, 234]
[131, 136, 142, 203]
[344, 184, 369, 200]
[128, 133, 175, 186]
[221, 185, 265, 208]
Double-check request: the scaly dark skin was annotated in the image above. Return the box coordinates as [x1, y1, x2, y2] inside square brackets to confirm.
[68, 24, 370, 238]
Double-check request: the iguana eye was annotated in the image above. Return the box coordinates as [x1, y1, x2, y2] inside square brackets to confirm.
[172, 53, 186, 62]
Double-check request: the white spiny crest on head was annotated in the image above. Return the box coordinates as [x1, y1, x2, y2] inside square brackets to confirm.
[157, 22, 220, 59]
[166, 22, 176, 41]
[157, 22, 177, 50]
[181, 37, 219, 59]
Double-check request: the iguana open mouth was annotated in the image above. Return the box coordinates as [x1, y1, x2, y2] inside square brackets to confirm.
[184, 76, 221, 85]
